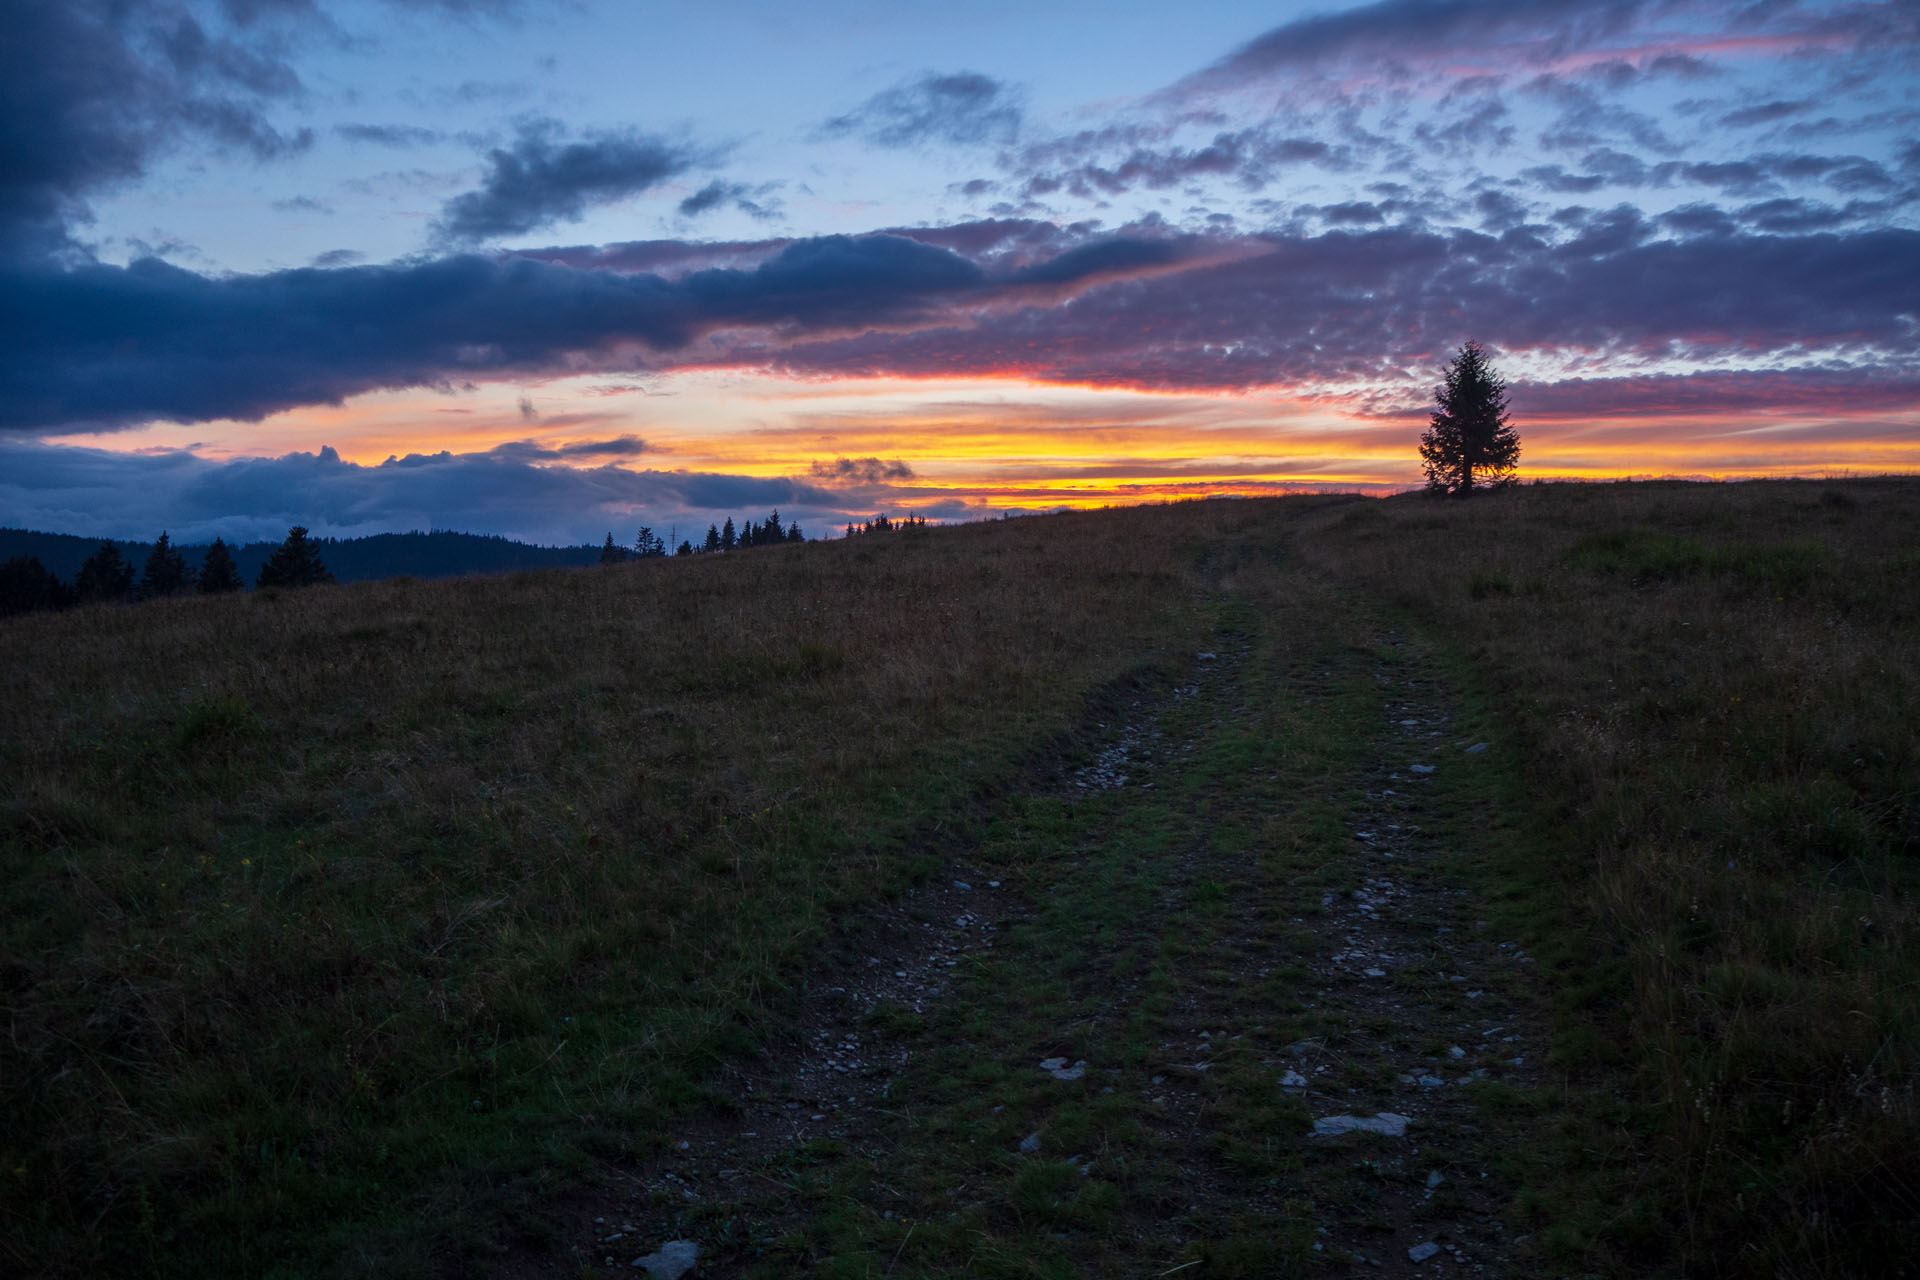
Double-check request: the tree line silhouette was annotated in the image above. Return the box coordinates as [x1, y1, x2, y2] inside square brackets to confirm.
[4, 510, 938, 620]
[599, 510, 817, 563]
[0, 526, 331, 619]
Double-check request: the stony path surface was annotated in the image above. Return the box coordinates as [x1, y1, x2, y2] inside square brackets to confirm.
[500, 609, 1557, 1278]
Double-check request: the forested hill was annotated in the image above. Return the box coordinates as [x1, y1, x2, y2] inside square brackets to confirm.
[0, 528, 603, 585]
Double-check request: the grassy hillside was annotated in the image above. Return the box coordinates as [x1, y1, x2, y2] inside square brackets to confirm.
[3, 482, 1915, 1277]
[0, 504, 1227, 1275]
[1299, 478, 1919, 1273]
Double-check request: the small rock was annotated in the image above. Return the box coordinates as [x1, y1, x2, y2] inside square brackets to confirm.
[632, 1239, 700, 1278]
[1039, 1057, 1087, 1081]
[1409, 1241, 1441, 1263]
[953, 880, 971, 890]
[1409, 764, 1436, 775]
[1197, 651, 1217, 661]
[1312, 1113, 1410, 1137]
[1280, 1069, 1308, 1088]
[1363, 967, 1387, 978]
[1018, 1131, 1042, 1153]
[1039, 1056, 1067, 1071]
[1448, 1046, 1465, 1058]
[1465, 742, 1489, 754]
[1417, 1075, 1446, 1088]
[1426, 1170, 1446, 1188]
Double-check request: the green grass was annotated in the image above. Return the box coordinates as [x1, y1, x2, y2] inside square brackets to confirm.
[5, 479, 1917, 1277]
[1302, 477, 1920, 1277]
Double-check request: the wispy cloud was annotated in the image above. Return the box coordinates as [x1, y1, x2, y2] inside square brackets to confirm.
[436, 118, 702, 241]
[820, 71, 1023, 148]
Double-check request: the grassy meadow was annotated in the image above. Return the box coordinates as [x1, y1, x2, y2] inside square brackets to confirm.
[3, 480, 1915, 1277]
[1300, 478, 1919, 1273]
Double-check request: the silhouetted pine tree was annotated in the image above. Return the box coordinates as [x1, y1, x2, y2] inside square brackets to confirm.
[601, 533, 628, 564]
[1419, 340, 1520, 496]
[0, 557, 72, 617]
[720, 517, 736, 550]
[256, 526, 335, 588]
[787, 521, 804, 543]
[703, 524, 721, 552]
[75, 543, 135, 603]
[198, 539, 243, 593]
[139, 532, 191, 598]
[676, 540, 693, 556]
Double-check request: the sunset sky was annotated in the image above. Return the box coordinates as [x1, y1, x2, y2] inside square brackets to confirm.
[4, 0, 1917, 545]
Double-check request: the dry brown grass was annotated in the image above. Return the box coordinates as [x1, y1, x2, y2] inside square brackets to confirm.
[1300, 477, 1920, 1276]
[0, 502, 1264, 1275]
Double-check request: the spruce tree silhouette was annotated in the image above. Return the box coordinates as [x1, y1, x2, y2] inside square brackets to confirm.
[139, 532, 192, 598]
[75, 543, 135, 603]
[600, 533, 627, 564]
[1419, 340, 1520, 496]
[197, 539, 244, 593]
[720, 517, 737, 551]
[256, 526, 335, 588]
[0, 557, 72, 616]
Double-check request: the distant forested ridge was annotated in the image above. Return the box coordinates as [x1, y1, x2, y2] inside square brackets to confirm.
[0, 528, 604, 587]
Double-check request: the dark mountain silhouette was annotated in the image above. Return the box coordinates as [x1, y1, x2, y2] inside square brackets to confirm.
[0, 528, 605, 588]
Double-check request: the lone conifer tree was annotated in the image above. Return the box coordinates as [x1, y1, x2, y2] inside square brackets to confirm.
[600, 533, 626, 564]
[198, 538, 243, 593]
[1418, 340, 1520, 496]
[75, 542, 135, 603]
[256, 526, 335, 588]
[139, 532, 192, 598]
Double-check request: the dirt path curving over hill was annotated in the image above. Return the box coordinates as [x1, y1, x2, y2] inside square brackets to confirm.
[497, 560, 1562, 1279]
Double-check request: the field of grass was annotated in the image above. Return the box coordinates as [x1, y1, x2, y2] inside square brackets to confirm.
[1300, 478, 1919, 1275]
[4, 480, 1915, 1277]
[1, 506, 1231, 1275]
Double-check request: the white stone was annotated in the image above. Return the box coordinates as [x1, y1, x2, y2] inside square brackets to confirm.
[632, 1240, 700, 1278]
[1409, 1241, 1440, 1262]
[1280, 1069, 1308, 1088]
[1410, 764, 1436, 775]
[1312, 1113, 1410, 1137]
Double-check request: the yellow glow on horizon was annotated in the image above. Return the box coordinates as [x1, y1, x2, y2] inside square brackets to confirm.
[41, 367, 1920, 513]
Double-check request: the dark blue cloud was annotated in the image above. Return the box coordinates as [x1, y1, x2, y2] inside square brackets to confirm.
[1013, 128, 1347, 202]
[436, 119, 699, 241]
[741, 222, 1920, 394]
[0, 0, 317, 258]
[0, 232, 1002, 430]
[0, 437, 893, 545]
[335, 122, 443, 148]
[1183, 0, 1649, 86]
[820, 72, 1022, 148]
[1721, 98, 1818, 128]
[677, 179, 783, 221]
[808, 457, 915, 484]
